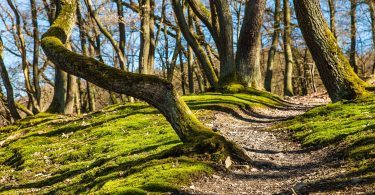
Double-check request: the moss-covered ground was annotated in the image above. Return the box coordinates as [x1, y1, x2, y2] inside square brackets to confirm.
[0, 91, 283, 194]
[274, 96, 375, 178]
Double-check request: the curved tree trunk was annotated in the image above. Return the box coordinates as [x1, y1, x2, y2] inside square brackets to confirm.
[293, 0, 367, 102]
[236, 0, 266, 89]
[264, 0, 281, 92]
[41, 0, 249, 162]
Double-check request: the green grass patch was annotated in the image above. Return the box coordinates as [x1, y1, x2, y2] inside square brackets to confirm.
[275, 96, 375, 175]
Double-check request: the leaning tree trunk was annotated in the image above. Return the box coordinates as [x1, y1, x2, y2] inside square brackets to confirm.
[293, 0, 367, 102]
[41, 0, 249, 162]
[264, 0, 280, 92]
[236, 0, 266, 89]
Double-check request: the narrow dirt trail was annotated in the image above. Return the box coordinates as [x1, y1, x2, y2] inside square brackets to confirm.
[180, 96, 371, 194]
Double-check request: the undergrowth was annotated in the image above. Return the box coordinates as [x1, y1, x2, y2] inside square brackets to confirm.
[0, 90, 281, 194]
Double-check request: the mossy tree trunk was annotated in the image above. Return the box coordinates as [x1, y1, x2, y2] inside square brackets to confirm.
[235, 0, 266, 89]
[293, 0, 367, 102]
[42, 0, 249, 162]
[283, 0, 294, 96]
[264, 0, 280, 92]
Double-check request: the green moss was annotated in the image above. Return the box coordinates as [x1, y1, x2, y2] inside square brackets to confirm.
[0, 92, 283, 193]
[0, 103, 212, 194]
[221, 83, 245, 93]
[275, 95, 375, 175]
[183, 89, 284, 111]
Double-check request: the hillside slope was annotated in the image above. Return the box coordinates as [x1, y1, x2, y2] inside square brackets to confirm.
[0, 90, 285, 194]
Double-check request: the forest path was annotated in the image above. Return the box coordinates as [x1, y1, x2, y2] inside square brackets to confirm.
[181, 95, 367, 194]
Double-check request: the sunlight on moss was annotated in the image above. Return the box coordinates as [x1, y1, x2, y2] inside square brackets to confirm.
[0, 102, 213, 194]
[275, 95, 375, 174]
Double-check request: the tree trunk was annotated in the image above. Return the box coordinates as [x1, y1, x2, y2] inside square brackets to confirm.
[350, 0, 358, 74]
[41, 0, 249, 162]
[6, 0, 40, 114]
[328, 0, 337, 39]
[368, 0, 375, 75]
[48, 69, 67, 113]
[236, 0, 266, 89]
[116, 0, 126, 70]
[30, 0, 42, 111]
[293, 0, 367, 102]
[64, 74, 76, 114]
[264, 0, 281, 92]
[172, 0, 219, 90]
[187, 8, 195, 94]
[139, 0, 152, 74]
[283, 0, 294, 96]
[213, 0, 236, 85]
[0, 37, 21, 120]
[180, 51, 186, 95]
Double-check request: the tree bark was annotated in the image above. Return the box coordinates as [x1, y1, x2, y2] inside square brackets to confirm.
[350, 0, 358, 74]
[293, 0, 367, 102]
[283, 0, 294, 96]
[30, 0, 42, 111]
[328, 0, 337, 39]
[369, 0, 375, 75]
[180, 51, 186, 95]
[116, 0, 126, 69]
[187, 8, 195, 94]
[264, 0, 280, 92]
[236, 0, 266, 89]
[139, 0, 152, 74]
[0, 36, 21, 120]
[41, 0, 249, 162]
[213, 0, 236, 85]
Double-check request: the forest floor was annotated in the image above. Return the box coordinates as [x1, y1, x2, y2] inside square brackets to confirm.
[181, 94, 375, 194]
[0, 91, 374, 194]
